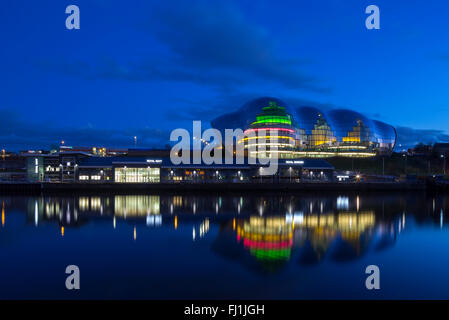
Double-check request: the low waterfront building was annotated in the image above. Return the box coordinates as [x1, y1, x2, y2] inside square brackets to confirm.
[0, 153, 26, 182]
[25, 151, 90, 182]
[24, 153, 334, 183]
[433, 143, 449, 156]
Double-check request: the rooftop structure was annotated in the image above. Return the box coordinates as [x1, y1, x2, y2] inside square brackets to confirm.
[212, 97, 397, 158]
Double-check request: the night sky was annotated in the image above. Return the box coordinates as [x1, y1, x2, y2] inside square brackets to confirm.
[1, 0, 449, 151]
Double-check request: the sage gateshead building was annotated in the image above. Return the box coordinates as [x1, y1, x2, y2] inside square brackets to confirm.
[211, 97, 397, 158]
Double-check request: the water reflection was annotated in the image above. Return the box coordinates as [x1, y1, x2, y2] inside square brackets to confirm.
[212, 210, 384, 273]
[1, 193, 448, 274]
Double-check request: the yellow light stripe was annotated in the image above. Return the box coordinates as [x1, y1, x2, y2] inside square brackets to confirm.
[245, 143, 295, 148]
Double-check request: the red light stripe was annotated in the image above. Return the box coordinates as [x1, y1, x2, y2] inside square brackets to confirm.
[244, 128, 295, 134]
[243, 238, 293, 249]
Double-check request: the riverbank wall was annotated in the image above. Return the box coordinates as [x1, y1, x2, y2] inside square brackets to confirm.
[0, 181, 436, 195]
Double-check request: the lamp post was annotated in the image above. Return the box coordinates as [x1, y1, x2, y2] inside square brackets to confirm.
[74, 164, 78, 182]
[403, 153, 407, 174]
[441, 154, 446, 175]
[1, 149, 5, 174]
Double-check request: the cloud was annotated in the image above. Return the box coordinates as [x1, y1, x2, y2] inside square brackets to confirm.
[164, 92, 339, 123]
[38, 0, 328, 93]
[395, 126, 449, 149]
[0, 109, 170, 151]
[146, 0, 325, 91]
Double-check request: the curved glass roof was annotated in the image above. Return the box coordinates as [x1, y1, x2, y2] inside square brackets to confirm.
[211, 97, 397, 153]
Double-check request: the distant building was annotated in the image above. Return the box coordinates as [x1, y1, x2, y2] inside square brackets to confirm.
[0, 153, 26, 182]
[212, 97, 397, 158]
[433, 143, 449, 156]
[59, 145, 127, 156]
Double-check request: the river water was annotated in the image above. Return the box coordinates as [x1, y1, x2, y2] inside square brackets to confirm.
[1, 192, 448, 299]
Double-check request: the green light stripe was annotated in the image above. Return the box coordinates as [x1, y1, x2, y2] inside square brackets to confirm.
[250, 248, 291, 260]
[253, 119, 292, 125]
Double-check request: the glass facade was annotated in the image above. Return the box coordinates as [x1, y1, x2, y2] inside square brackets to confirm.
[114, 167, 160, 183]
[241, 101, 299, 159]
[219, 98, 397, 158]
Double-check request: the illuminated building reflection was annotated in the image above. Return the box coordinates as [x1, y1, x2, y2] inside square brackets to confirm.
[231, 211, 377, 269]
[237, 216, 293, 264]
[1, 201, 5, 227]
[5, 193, 447, 275]
[114, 195, 160, 217]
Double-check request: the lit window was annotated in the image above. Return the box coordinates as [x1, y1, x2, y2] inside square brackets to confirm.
[114, 167, 160, 183]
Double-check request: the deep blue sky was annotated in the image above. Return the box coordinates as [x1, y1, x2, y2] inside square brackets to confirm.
[1, 0, 449, 150]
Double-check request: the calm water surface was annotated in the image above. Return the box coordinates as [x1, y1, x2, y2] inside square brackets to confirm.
[1, 192, 449, 299]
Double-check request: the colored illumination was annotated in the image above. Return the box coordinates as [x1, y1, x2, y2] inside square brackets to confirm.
[230, 99, 396, 159]
[243, 238, 293, 249]
[1, 202, 4, 227]
[342, 137, 361, 143]
[245, 143, 295, 148]
[250, 248, 291, 261]
[61, 226, 64, 237]
[253, 115, 292, 126]
[253, 119, 291, 125]
[240, 135, 295, 142]
[244, 128, 295, 134]
[238, 231, 293, 242]
[249, 150, 297, 155]
[174, 216, 178, 230]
